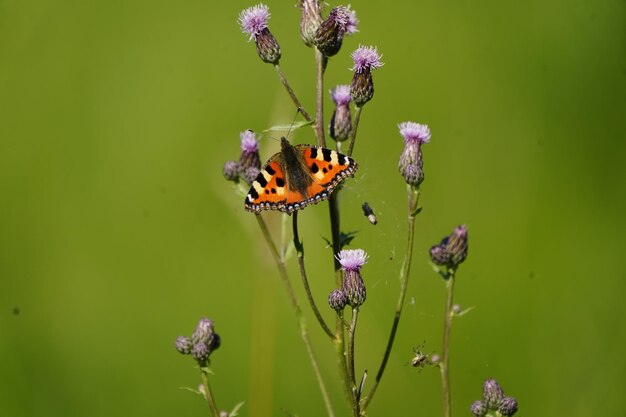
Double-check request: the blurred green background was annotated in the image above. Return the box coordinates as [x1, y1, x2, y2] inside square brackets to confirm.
[1, 0, 625, 416]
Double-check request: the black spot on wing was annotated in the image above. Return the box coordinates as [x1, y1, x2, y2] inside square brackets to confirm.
[338, 154, 347, 165]
[310, 148, 318, 159]
[265, 165, 276, 175]
[322, 167, 328, 173]
[276, 177, 285, 187]
[249, 188, 259, 200]
[311, 162, 319, 173]
[321, 148, 333, 162]
[256, 173, 268, 188]
[271, 188, 276, 194]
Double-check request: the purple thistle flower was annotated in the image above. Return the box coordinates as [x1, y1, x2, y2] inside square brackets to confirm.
[351, 45, 384, 73]
[242, 166, 260, 185]
[191, 342, 210, 364]
[240, 130, 259, 153]
[331, 85, 352, 106]
[337, 249, 368, 271]
[350, 45, 383, 106]
[238, 130, 261, 173]
[399, 122, 431, 144]
[314, 6, 357, 57]
[398, 121, 430, 186]
[238, 4, 270, 41]
[346, 7, 359, 35]
[329, 85, 352, 142]
[238, 4, 281, 64]
[192, 317, 215, 346]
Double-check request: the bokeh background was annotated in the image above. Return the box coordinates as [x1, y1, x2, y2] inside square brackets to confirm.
[1, 0, 625, 416]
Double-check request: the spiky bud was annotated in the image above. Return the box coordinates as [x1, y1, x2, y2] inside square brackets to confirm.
[239, 4, 281, 64]
[191, 342, 210, 365]
[242, 166, 260, 186]
[175, 336, 192, 355]
[338, 249, 368, 308]
[483, 378, 505, 409]
[430, 244, 451, 266]
[398, 122, 430, 187]
[192, 317, 215, 346]
[498, 397, 518, 416]
[329, 85, 352, 142]
[446, 225, 468, 267]
[328, 289, 348, 311]
[314, 6, 357, 57]
[350, 45, 383, 107]
[223, 160, 240, 182]
[298, 0, 323, 47]
[470, 400, 487, 417]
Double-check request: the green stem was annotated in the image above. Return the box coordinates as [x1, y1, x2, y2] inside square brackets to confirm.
[292, 212, 335, 339]
[255, 215, 336, 417]
[440, 270, 456, 417]
[314, 49, 327, 147]
[274, 63, 313, 123]
[346, 106, 363, 157]
[361, 186, 420, 413]
[348, 308, 361, 417]
[200, 367, 220, 417]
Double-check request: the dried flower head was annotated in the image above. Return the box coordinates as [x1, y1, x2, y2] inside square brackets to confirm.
[329, 85, 352, 141]
[238, 4, 281, 64]
[314, 6, 357, 57]
[398, 122, 430, 186]
[350, 45, 383, 107]
[298, 0, 323, 47]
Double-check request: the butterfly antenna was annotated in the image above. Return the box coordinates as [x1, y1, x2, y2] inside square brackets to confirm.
[285, 108, 301, 140]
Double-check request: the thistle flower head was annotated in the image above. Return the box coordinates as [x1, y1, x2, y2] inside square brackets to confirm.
[175, 336, 192, 355]
[223, 160, 240, 182]
[470, 400, 487, 417]
[337, 249, 368, 271]
[351, 45, 384, 73]
[298, 0, 323, 46]
[192, 317, 215, 345]
[446, 225, 468, 266]
[346, 7, 359, 35]
[242, 166, 260, 185]
[314, 5, 357, 56]
[483, 378, 505, 409]
[331, 85, 352, 106]
[398, 121, 429, 186]
[239, 4, 270, 41]
[498, 397, 518, 416]
[328, 289, 348, 311]
[240, 130, 259, 153]
[399, 122, 431, 144]
[191, 342, 210, 364]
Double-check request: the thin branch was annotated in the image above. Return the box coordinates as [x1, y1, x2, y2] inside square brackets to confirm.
[292, 212, 335, 339]
[348, 308, 361, 417]
[314, 49, 327, 147]
[346, 106, 363, 157]
[361, 186, 421, 412]
[200, 367, 220, 417]
[274, 64, 313, 123]
[440, 270, 456, 417]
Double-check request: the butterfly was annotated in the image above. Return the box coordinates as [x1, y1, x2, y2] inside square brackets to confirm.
[245, 137, 358, 214]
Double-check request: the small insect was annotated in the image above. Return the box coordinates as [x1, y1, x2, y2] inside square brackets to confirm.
[361, 202, 377, 225]
[409, 343, 429, 370]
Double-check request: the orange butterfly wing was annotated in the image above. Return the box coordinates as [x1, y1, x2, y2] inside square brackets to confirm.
[244, 146, 357, 214]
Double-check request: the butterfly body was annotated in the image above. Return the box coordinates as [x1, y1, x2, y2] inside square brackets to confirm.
[245, 137, 357, 214]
